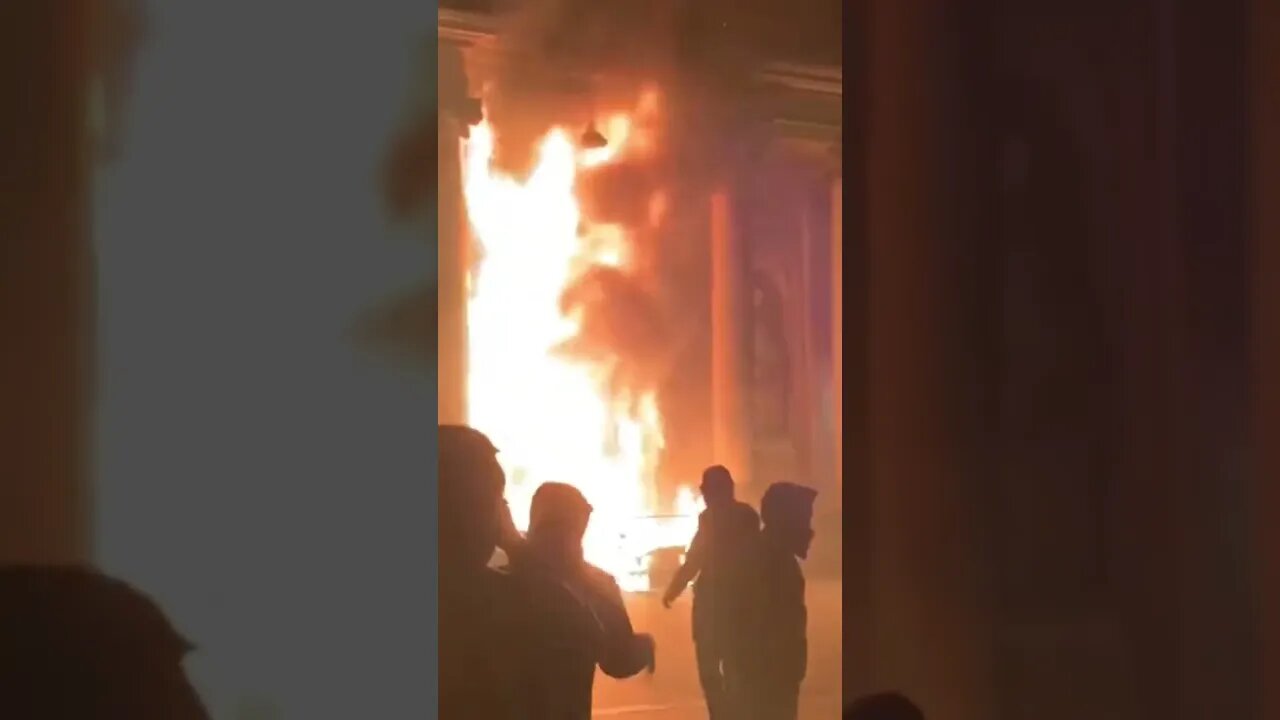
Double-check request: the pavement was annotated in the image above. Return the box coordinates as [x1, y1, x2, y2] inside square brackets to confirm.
[592, 579, 842, 719]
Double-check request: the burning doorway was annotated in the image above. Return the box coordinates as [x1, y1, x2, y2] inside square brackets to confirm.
[460, 97, 703, 591]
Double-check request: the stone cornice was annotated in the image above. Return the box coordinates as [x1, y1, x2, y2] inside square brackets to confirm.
[439, 8, 842, 165]
[439, 8, 499, 48]
[438, 9, 842, 103]
[758, 63, 842, 98]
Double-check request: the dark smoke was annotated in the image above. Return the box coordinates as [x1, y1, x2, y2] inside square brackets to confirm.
[483, 0, 750, 177]
[485, 0, 679, 177]
[555, 266, 666, 400]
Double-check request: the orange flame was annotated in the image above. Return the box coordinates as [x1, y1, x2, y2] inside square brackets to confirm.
[462, 110, 700, 591]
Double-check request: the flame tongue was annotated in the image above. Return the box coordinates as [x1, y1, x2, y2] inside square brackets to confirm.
[462, 114, 700, 592]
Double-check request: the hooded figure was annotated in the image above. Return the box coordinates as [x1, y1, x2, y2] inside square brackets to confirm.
[506, 482, 655, 719]
[734, 482, 818, 720]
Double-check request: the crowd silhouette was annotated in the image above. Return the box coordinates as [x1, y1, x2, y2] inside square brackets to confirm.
[0, 423, 916, 719]
[431, 424, 916, 719]
[434, 424, 828, 719]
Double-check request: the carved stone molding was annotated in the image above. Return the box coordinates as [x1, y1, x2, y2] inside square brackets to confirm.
[759, 62, 842, 96]
[439, 8, 499, 49]
[759, 62, 842, 177]
[438, 7, 842, 166]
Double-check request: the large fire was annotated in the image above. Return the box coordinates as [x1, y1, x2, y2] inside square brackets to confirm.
[462, 103, 701, 592]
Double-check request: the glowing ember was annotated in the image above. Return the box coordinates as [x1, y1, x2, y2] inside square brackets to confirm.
[462, 110, 700, 592]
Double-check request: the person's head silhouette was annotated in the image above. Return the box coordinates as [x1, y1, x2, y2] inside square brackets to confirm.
[700, 464, 736, 507]
[760, 482, 818, 559]
[845, 692, 924, 720]
[439, 424, 506, 573]
[527, 482, 593, 565]
[0, 565, 209, 719]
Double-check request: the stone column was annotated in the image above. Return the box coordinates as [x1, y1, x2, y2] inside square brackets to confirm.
[710, 190, 750, 487]
[831, 174, 843, 503]
[865, 1, 993, 716]
[437, 42, 471, 426]
[1254, 0, 1280, 715]
[798, 193, 816, 480]
[0, 2, 93, 563]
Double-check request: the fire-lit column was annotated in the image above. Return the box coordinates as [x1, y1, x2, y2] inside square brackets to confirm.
[437, 116, 468, 425]
[864, 1, 993, 717]
[1254, 0, 1280, 714]
[437, 43, 471, 426]
[710, 190, 750, 488]
[831, 174, 843, 503]
[0, 2, 93, 564]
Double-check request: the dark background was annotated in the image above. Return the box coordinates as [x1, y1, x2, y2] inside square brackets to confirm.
[846, 2, 1277, 719]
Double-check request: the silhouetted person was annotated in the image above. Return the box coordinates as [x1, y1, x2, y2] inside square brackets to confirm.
[438, 424, 521, 719]
[662, 465, 760, 719]
[0, 564, 209, 718]
[506, 482, 655, 719]
[844, 692, 925, 720]
[736, 482, 818, 720]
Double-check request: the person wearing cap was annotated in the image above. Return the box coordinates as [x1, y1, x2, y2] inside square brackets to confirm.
[438, 424, 522, 719]
[0, 564, 210, 718]
[505, 481, 656, 719]
[735, 481, 819, 720]
[661, 465, 761, 719]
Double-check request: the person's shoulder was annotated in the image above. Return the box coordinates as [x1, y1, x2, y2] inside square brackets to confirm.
[473, 566, 523, 604]
[482, 563, 514, 583]
[761, 542, 800, 571]
[779, 552, 804, 585]
[583, 563, 622, 594]
[733, 501, 760, 523]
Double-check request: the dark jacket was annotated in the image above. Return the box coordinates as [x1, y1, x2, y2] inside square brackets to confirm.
[507, 553, 651, 719]
[682, 501, 761, 600]
[439, 567, 522, 719]
[740, 539, 807, 692]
